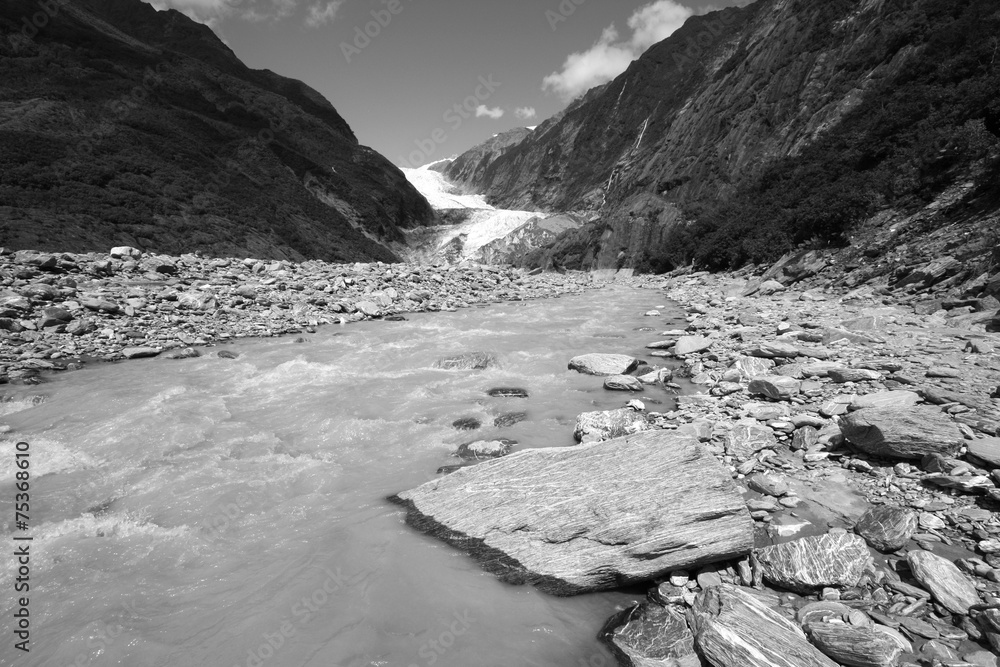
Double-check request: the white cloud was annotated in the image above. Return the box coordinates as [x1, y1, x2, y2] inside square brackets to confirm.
[475, 105, 505, 120]
[515, 107, 537, 120]
[141, 0, 309, 26]
[305, 0, 343, 28]
[543, 0, 695, 101]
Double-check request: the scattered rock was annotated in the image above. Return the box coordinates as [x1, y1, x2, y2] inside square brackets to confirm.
[493, 412, 527, 428]
[568, 354, 639, 376]
[689, 584, 838, 667]
[452, 417, 482, 431]
[604, 375, 644, 392]
[756, 532, 873, 593]
[455, 439, 515, 461]
[600, 603, 699, 667]
[748, 376, 801, 401]
[854, 505, 917, 552]
[487, 388, 529, 398]
[674, 336, 713, 356]
[907, 550, 981, 614]
[840, 407, 964, 460]
[121, 347, 160, 359]
[575, 408, 650, 443]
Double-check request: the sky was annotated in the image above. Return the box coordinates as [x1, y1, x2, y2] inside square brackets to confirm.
[142, 0, 748, 166]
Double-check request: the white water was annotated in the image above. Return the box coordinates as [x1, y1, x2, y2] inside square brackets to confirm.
[0, 287, 687, 667]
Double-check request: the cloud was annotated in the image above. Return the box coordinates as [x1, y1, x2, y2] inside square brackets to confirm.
[141, 0, 305, 25]
[515, 107, 537, 120]
[543, 0, 695, 101]
[305, 0, 344, 27]
[475, 105, 505, 120]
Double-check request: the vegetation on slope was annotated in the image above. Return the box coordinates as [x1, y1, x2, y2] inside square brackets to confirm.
[655, 0, 1000, 272]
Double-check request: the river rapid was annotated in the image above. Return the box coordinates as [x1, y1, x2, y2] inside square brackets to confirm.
[0, 286, 688, 667]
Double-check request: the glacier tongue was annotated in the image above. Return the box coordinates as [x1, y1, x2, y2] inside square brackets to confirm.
[400, 164, 548, 264]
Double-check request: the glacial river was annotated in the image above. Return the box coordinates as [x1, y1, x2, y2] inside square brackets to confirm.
[0, 286, 688, 667]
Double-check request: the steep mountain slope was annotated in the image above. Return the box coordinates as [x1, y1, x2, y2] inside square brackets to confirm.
[0, 0, 433, 261]
[449, 0, 999, 272]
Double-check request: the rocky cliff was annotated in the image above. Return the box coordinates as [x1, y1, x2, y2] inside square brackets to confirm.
[0, 0, 433, 262]
[447, 0, 1000, 272]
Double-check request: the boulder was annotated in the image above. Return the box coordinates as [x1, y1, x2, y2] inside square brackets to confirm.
[575, 408, 650, 443]
[487, 388, 529, 398]
[674, 336, 713, 356]
[20, 283, 57, 301]
[756, 532, 873, 593]
[110, 246, 142, 259]
[435, 352, 498, 370]
[895, 256, 962, 289]
[455, 439, 515, 461]
[601, 603, 700, 667]
[907, 550, 980, 614]
[748, 376, 801, 401]
[568, 354, 639, 376]
[390, 432, 754, 595]
[452, 417, 482, 431]
[854, 505, 917, 552]
[38, 306, 73, 328]
[761, 250, 827, 285]
[82, 297, 121, 313]
[805, 623, 903, 667]
[355, 301, 381, 317]
[688, 585, 838, 667]
[605, 375, 644, 392]
[840, 407, 964, 460]
[178, 292, 217, 311]
[121, 347, 160, 359]
[493, 412, 526, 428]
[757, 280, 787, 296]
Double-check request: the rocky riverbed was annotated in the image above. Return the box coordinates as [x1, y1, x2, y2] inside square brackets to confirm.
[394, 268, 1000, 666]
[0, 247, 596, 385]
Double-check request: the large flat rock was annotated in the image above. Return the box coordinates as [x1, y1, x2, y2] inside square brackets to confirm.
[840, 407, 964, 460]
[390, 432, 754, 596]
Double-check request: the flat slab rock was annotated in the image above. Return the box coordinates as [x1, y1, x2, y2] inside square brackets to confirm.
[569, 353, 639, 376]
[840, 407, 963, 460]
[756, 532, 873, 593]
[601, 602, 699, 667]
[688, 584, 838, 667]
[390, 432, 754, 596]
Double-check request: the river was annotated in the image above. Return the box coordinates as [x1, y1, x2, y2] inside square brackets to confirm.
[0, 285, 689, 667]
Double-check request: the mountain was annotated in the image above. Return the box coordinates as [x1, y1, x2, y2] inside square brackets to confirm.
[0, 0, 433, 262]
[446, 0, 1000, 273]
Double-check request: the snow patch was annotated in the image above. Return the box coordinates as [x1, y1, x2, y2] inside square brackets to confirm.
[402, 165, 495, 210]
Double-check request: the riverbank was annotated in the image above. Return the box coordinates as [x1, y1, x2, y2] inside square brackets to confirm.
[581, 271, 1000, 664]
[0, 246, 633, 385]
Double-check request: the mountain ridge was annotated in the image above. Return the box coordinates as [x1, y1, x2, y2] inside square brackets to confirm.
[0, 0, 433, 262]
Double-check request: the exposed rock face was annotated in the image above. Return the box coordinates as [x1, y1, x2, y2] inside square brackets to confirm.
[447, 0, 924, 271]
[568, 354, 639, 376]
[600, 603, 700, 667]
[854, 505, 917, 553]
[390, 432, 754, 596]
[840, 407, 964, 460]
[756, 532, 873, 593]
[688, 585, 838, 667]
[575, 408, 650, 443]
[0, 0, 433, 261]
[907, 550, 981, 615]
